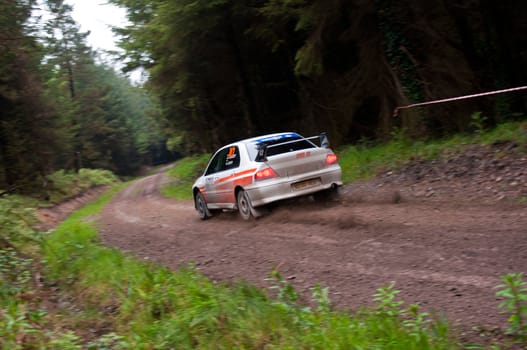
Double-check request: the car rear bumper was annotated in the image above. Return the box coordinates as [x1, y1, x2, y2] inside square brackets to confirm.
[246, 166, 342, 207]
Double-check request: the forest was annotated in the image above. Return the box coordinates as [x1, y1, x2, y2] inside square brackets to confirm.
[0, 0, 169, 195]
[2, 0, 527, 194]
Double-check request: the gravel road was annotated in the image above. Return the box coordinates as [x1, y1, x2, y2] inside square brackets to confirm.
[97, 161, 527, 344]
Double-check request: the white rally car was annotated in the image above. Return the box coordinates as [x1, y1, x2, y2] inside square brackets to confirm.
[192, 132, 343, 220]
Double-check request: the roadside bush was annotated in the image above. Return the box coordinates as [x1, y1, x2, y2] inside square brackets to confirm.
[0, 197, 37, 247]
[496, 272, 527, 342]
[46, 169, 119, 202]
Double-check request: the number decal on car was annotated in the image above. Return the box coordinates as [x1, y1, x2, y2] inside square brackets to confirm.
[227, 147, 236, 159]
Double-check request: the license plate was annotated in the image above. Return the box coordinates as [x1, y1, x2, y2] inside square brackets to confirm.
[292, 178, 321, 191]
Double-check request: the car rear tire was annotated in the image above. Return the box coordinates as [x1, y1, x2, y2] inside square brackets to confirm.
[237, 190, 253, 220]
[195, 191, 211, 220]
[313, 185, 341, 203]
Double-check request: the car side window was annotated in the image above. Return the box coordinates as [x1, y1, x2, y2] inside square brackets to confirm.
[205, 150, 224, 176]
[224, 146, 240, 170]
[205, 146, 240, 175]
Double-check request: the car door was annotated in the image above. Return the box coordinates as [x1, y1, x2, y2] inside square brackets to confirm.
[213, 145, 241, 205]
[203, 148, 228, 204]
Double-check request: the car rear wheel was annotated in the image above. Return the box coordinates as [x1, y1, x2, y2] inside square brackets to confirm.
[237, 190, 253, 220]
[313, 185, 341, 203]
[195, 191, 211, 220]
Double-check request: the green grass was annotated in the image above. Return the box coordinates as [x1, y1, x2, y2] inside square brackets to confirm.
[337, 121, 527, 183]
[161, 154, 210, 200]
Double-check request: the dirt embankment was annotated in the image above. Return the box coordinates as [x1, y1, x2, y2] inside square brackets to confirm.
[36, 186, 109, 231]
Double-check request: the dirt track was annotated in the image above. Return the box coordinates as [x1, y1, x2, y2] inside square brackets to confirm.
[96, 166, 527, 342]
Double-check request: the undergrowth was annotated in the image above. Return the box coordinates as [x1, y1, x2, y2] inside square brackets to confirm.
[496, 273, 527, 342]
[0, 184, 128, 349]
[45, 168, 119, 203]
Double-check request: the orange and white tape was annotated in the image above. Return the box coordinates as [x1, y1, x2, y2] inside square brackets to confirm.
[393, 85, 527, 117]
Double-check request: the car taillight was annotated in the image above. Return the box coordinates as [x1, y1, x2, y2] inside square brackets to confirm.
[325, 153, 338, 165]
[254, 167, 278, 181]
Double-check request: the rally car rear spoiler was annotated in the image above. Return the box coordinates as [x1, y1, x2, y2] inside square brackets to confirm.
[256, 132, 330, 162]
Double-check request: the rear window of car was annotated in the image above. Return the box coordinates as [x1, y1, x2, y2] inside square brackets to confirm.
[247, 134, 316, 161]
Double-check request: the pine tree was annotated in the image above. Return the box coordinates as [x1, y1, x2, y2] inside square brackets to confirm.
[0, 0, 60, 195]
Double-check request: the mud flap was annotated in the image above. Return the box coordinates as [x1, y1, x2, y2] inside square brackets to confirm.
[250, 206, 267, 219]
